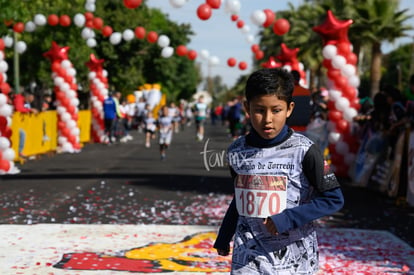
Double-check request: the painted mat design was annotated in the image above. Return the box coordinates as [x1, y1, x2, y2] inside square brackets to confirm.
[0, 224, 412, 274]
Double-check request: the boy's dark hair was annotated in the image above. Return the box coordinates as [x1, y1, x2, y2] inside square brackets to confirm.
[245, 68, 294, 104]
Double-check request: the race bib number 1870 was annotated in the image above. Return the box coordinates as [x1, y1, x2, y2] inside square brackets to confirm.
[234, 174, 287, 218]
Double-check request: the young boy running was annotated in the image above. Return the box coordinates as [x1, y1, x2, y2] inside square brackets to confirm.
[214, 68, 344, 274]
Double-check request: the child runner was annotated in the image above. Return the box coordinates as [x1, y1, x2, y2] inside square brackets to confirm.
[214, 68, 344, 274]
[194, 95, 208, 141]
[157, 105, 173, 160]
[144, 111, 157, 148]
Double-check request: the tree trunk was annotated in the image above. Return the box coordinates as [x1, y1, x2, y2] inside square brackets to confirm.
[370, 42, 382, 97]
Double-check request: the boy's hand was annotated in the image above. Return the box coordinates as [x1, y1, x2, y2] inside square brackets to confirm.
[263, 217, 278, 235]
[216, 248, 230, 256]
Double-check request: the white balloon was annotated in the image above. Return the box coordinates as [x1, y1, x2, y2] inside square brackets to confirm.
[335, 96, 350, 112]
[169, 0, 187, 8]
[342, 64, 356, 78]
[0, 104, 12, 117]
[34, 14, 47, 26]
[331, 55, 346, 69]
[85, 2, 96, 12]
[241, 25, 250, 34]
[109, 32, 122, 45]
[81, 27, 94, 40]
[348, 75, 360, 88]
[328, 131, 341, 144]
[68, 68, 77, 77]
[123, 29, 135, 41]
[225, 0, 241, 14]
[0, 94, 7, 106]
[25, 21, 36, 32]
[73, 13, 86, 27]
[343, 107, 358, 122]
[282, 65, 292, 71]
[208, 56, 220, 66]
[67, 119, 77, 129]
[251, 10, 266, 26]
[1, 73, 7, 82]
[15, 41, 27, 54]
[61, 112, 71, 122]
[161, 46, 174, 58]
[157, 35, 170, 48]
[61, 60, 71, 69]
[54, 77, 64, 87]
[328, 89, 342, 101]
[102, 70, 108, 78]
[245, 34, 254, 44]
[322, 45, 337, 59]
[200, 49, 209, 60]
[2, 148, 15, 161]
[0, 61, 9, 73]
[88, 71, 97, 80]
[3, 36, 13, 48]
[58, 136, 67, 145]
[0, 137, 10, 150]
[86, 38, 97, 48]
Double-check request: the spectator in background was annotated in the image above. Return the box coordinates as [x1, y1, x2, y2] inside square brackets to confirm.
[12, 90, 38, 159]
[287, 70, 311, 132]
[227, 97, 242, 139]
[103, 92, 117, 144]
[42, 93, 54, 111]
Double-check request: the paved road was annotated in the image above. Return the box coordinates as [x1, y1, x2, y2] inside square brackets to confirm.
[0, 121, 413, 274]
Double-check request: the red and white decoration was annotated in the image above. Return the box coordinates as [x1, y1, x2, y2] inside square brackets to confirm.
[44, 42, 81, 153]
[276, 43, 307, 87]
[86, 54, 108, 143]
[313, 10, 360, 177]
[0, 39, 17, 174]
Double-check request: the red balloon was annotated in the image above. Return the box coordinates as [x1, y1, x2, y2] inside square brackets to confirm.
[328, 110, 342, 122]
[187, 50, 197, 60]
[135, 26, 146, 39]
[251, 44, 260, 53]
[59, 15, 71, 27]
[273, 18, 290, 35]
[239, 61, 247, 70]
[0, 73, 3, 84]
[123, 0, 142, 9]
[0, 159, 10, 172]
[236, 20, 244, 29]
[93, 17, 104, 30]
[0, 82, 11, 95]
[206, 0, 221, 9]
[0, 116, 7, 132]
[84, 12, 94, 21]
[263, 9, 275, 27]
[255, 50, 264, 60]
[347, 52, 358, 65]
[327, 68, 340, 80]
[13, 22, 24, 33]
[48, 14, 59, 26]
[197, 3, 212, 20]
[0, 39, 4, 50]
[102, 26, 113, 37]
[231, 14, 238, 21]
[227, 57, 237, 67]
[85, 19, 94, 28]
[336, 119, 349, 133]
[336, 41, 350, 56]
[342, 86, 357, 100]
[146, 31, 158, 43]
[176, 45, 187, 56]
[334, 75, 348, 89]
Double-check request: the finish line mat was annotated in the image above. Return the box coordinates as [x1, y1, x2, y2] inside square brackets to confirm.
[0, 224, 412, 274]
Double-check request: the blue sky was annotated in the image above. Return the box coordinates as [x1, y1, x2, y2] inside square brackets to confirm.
[147, 0, 414, 88]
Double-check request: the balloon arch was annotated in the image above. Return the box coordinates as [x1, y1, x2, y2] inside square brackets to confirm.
[0, 1, 360, 176]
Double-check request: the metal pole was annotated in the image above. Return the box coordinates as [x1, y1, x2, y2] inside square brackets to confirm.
[13, 32, 20, 94]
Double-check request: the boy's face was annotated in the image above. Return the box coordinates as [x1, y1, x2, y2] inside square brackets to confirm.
[244, 94, 294, 140]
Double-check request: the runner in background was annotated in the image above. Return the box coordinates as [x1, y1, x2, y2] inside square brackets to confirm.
[157, 105, 173, 160]
[214, 68, 344, 274]
[194, 95, 207, 141]
[144, 111, 157, 148]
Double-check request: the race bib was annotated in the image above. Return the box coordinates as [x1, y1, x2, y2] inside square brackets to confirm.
[234, 174, 287, 218]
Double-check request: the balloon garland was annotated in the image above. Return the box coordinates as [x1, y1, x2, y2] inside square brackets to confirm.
[44, 41, 82, 153]
[313, 10, 360, 177]
[275, 43, 307, 87]
[86, 54, 108, 143]
[0, 39, 16, 174]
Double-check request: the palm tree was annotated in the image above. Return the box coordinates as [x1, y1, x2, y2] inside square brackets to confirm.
[352, 0, 413, 96]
